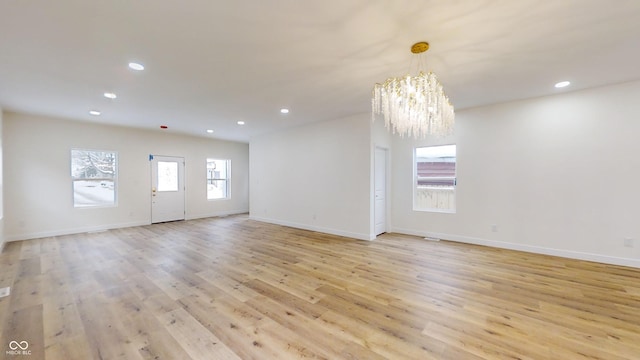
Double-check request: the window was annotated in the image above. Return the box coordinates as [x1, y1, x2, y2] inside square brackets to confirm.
[71, 149, 117, 207]
[207, 159, 230, 200]
[157, 161, 179, 192]
[414, 144, 456, 212]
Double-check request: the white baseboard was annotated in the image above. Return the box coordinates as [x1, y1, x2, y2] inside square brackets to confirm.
[186, 209, 248, 221]
[250, 215, 374, 241]
[5, 210, 250, 242]
[391, 226, 640, 269]
[5, 220, 150, 242]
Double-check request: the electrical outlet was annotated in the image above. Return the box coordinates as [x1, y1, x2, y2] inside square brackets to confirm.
[491, 224, 498, 232]
[624, 238, 634, 248]
[0, 287, 10, 298]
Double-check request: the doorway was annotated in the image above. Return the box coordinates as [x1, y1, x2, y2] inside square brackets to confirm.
[374, 147, 387, 236]
[150, 155, 185, 223]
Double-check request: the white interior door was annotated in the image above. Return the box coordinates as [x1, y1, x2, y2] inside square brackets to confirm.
[151, 155, 185, 223]
[374, 147, 387, 236]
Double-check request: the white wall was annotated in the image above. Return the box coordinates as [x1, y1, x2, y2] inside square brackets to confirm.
[8, 80, 640, 268]
[0, 108, 4, 251]
[390, 80, 640, 267]
[4, 112, 249, 241]
[250, 114, 372, 240]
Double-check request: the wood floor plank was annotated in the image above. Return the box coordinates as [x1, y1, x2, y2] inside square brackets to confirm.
[1, 304, 45, 359]
[176, 292, 286, 359]
[337, 341, 389, 360]
[44, 335, 94, 360]
[244, 278, 327, 320]
[158, 308, 241, 360]
[196, 269, 261, 302]
[42, 290, 86, 348]
[75, 290, 145, 360]
[1, 214, 640, 359]
[244, 294, 343, 358]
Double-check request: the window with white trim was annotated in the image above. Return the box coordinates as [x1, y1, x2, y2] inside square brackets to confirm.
[71, 149, 117, 207]
[207, 159, 230, 200]
[414, 144, 456, 212]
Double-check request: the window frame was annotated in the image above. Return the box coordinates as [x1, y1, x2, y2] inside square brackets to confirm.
[413, 144, 457, 213]
[71, 148, 118, 208]
[206, 158, 231, 200]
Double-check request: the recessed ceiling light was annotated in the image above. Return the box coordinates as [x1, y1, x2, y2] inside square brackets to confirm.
[555, 81, 570, 88]
[89, 110, 101, 116]
[280, 108, 289, 114]
[237, 121, 245, 125]
[104, 92, 117, 99]
[128, 62, 145, 71]
[206, 129, 214, 133]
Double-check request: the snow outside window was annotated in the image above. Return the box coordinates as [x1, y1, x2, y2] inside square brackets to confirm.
[71, 149, 117, 207]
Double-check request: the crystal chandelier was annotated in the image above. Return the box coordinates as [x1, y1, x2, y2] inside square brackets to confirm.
[372, 42, 454, 138]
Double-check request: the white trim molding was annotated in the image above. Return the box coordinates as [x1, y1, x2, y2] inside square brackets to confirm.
[391, 227, 640, 269]
[250, 215, 374, 241]
[6, 220, 150, 242]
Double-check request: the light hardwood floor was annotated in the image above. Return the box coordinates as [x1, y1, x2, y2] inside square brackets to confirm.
[1, 214, 639, 359]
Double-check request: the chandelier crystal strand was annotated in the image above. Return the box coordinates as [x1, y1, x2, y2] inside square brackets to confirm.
[372, 71, 454, 138]
[372, 43, 455, 139]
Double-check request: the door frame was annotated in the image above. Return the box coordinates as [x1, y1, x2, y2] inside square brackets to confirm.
[374, 146, 389, 237]
[150, 154, 186, 223]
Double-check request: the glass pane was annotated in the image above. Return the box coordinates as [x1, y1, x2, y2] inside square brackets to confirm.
[71, 149, 117, 207]
[415, 145, 456, 212]
[207, 159, 230, 200]
[73, 179, 115, 207]
[71, 150, 116, 179]
[206, 159, 228, 179]
[417, 176, 456, 187]
[158, 161, 179, 191]
[416, 145, 456, 186]
[207, 180, 228, 200]
[415, 144, 456, 159]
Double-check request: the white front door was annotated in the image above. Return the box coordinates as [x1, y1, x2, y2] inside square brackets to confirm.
[151, 155, 185, 223]
[374, 147, 387, 236]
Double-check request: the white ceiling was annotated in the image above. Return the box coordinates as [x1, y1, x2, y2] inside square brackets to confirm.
[1, 0, 640, 143]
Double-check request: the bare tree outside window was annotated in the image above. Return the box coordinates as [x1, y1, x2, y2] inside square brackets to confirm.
[71, 149, 117, 207]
